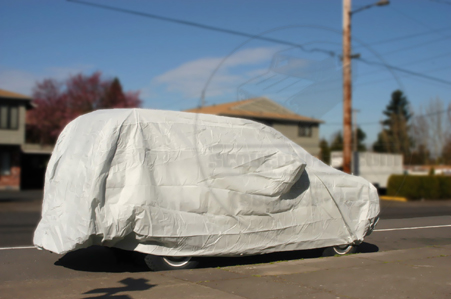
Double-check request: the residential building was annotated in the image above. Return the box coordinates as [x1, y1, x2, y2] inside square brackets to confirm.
[186, 97, 323, 156]
[0, 89, 33, 190]
[0, 89, 53, 190]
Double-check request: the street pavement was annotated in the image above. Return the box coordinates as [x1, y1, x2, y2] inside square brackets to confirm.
[0, 191, 450, 298]
[0, 242, 450, 298]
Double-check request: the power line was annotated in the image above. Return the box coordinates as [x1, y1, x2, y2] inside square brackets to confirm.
[353, 26, 451, 49]
[69, 0, 451, 111]
[323, 108, 451, 126]
[356, 64, 451, 87]
[389, 6, 449, 38]
[68, 0, 451, 60]
[354, 51, 451, 79]
[345, 50, 451, 83]
[379, 35, 451, 56]
[268, 51, 451, 96]
[162, 44, 451, 109]
[67, 0, 335, 56]
[429, 0, 451, 6]
[403, 70, 451, 89]
[357, 57, 451, 86]
[162, 58, 451, 110]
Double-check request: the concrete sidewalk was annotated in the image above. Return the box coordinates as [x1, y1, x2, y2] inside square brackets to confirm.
[1, 245, 450, 299]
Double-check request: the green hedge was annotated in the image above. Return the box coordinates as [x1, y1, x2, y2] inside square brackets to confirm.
[387, 175, 451, 200]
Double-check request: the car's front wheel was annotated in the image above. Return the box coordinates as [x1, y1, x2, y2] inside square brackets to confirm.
[322, 244, 357, 256]
[144, 255, 199, 271]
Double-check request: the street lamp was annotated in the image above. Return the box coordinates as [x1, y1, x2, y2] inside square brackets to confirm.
[351, 0, 390, 15]
[342, 0, 389, 174]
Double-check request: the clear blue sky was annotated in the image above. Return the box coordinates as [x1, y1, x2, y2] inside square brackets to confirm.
[1, 0, 450, 146]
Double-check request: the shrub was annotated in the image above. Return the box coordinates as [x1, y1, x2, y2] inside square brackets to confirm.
[387, 175, 451, 200]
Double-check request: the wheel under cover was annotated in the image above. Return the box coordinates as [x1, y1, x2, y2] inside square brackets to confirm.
[322, 244, 357, 256]
[162, 256, 192, 267]
[144, 255, 199, 271]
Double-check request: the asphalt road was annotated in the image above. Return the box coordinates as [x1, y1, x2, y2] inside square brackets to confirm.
[0, 191, 42, 247]
[1, 190, 450, 298]
[0, 191, 451, 250]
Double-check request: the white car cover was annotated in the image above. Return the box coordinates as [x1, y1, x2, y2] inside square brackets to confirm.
[34, 109, 379, 256]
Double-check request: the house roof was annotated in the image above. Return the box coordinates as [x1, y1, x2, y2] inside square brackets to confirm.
[0, 89, 31, 100]
[0, 89, 34, 109]
[185, 97, 323, 123]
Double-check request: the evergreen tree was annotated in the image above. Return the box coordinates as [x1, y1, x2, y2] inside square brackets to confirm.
[373, 132, 386, 153]
[372, 90, 412, 157]
[319, 139, 331, 165]
[356, 127, 367, 152]
[330, 131, 343, 151]
[329, 128, 367, 152]
[382, 90, 412, 125]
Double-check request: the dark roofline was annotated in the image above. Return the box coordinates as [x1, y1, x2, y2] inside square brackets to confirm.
[0, 90, 34, 109]
[219, 113, 324, 123]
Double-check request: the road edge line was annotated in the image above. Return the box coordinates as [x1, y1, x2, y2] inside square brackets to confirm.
[0, 246, 36, 251]
[375, 224, 451, 232]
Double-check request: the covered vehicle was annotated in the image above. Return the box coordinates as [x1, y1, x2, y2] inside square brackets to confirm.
[34, 109, 380, 270]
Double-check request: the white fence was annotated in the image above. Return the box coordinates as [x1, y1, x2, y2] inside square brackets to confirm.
[331, 152, 403, 188]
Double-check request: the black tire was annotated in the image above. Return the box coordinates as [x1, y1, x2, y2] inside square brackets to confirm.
[144, 255, 199, 271]
[322, 244, 357, 257]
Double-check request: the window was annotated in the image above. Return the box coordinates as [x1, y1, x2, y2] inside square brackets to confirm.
[298, 124, 312, 137]
[0, 151, 11, 175]
[0, 105, 19, 130]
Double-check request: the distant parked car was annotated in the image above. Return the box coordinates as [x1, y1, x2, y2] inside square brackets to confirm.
[34, 109, 380, 271]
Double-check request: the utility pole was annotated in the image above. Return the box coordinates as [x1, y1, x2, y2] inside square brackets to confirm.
[353, 109, 360, 153]
[342, 0, 389, 173]
[342, 0, 352, 174]
[353, 109, 360, 175]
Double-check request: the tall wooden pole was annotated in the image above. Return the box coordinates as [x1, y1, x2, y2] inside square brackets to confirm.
[353, 109, 359, 153]
[353, 109, 360, 175]
[343, 0, 352, 174]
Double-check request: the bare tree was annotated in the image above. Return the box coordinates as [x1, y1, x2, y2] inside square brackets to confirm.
[443, 102, 451, 164]
[448, 101, 451, 122]
[410, 109, 428, 149]
[411, 97, 451, 164]
[443, 138, 451, 165]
